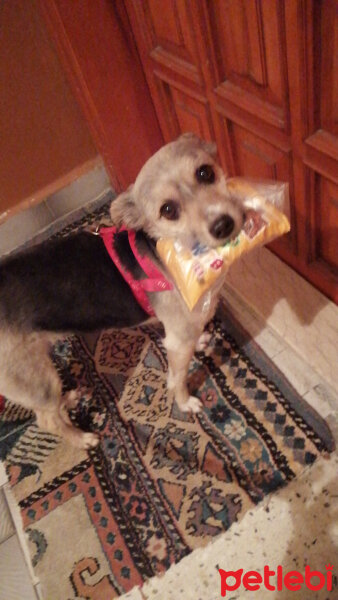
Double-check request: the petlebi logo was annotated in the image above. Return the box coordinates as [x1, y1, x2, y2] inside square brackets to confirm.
[218, 564, 334, 596]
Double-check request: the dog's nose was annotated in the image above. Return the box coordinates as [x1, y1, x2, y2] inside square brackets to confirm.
[209, 215, 235, 239]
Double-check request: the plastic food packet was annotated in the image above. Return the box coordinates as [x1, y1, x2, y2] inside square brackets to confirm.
[156, 177, 290, 311]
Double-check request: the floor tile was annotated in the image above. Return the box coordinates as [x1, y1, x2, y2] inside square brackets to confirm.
[132, 454, 337, 600]
[272, 347, 322, 397]
[4, 483, 39, 586]
[303, 384, 337, 420]
[34, 582, 44, 600]
[0, 462, 8, 487]
[0, 202, 54, 256]
[222, 287, 286, 359]
[224, 246, 338, 390]
[0, 487, 15, 544]
[0, 535, 37, 600]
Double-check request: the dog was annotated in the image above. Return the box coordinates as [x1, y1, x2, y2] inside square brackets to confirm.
[0, 133, 244, 448]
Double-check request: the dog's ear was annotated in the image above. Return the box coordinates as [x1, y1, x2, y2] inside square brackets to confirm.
[109, 185, 143, 229]
[177, 132, 217, 157]
[201, 139, 217, 156]
[178, 132, 200, 143]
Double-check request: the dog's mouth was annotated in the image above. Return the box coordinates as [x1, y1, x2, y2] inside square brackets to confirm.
[173, 225, 242, 253]
[166, 217, 243, 251]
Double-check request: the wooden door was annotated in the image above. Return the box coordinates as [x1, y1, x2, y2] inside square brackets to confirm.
[125, 0, 338, 303]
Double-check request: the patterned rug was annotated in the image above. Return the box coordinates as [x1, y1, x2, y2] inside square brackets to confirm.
[0, 208, 334, 599]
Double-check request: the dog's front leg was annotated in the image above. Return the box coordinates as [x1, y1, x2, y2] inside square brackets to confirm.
[163, 333, 202, 413]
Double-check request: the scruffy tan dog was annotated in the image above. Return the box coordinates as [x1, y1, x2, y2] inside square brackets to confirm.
[0, 133, 244, 448]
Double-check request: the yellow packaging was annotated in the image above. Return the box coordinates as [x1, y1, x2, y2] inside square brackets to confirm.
[156, 178, 290, 311]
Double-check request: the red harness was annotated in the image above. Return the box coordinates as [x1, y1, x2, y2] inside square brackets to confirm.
[100, 226, 173, 317]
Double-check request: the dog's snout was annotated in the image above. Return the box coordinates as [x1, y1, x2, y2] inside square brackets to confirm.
[209, 214, 235, 240]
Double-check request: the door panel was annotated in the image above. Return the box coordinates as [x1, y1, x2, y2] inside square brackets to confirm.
[148, 0, 200, 78]
[151, 74, 215, 142]
[301, 0, 338, 298]
[228, 124, 290, 182]
[304, 0, 338, 177]
[125, 0, 337, 302]
[128, 0, 202, 85]
[315, 177, 338, 270]
[317, 0, 338, 137]
[167, 86, 214, 141]
[209, 0, 288, 130]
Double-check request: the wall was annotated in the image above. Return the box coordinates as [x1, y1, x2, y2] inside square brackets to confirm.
[0, 0, 99, 222]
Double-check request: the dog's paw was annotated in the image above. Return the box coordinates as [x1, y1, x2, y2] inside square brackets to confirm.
[78, 432, 100, 450]
[179, 395, 203, 414]
[64, 389, 79, 409]
[64, 387, 91, 409]
[195, 331, 212, 352]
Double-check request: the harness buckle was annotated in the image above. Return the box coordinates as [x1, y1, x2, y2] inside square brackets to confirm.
[86, 224, 101, 235]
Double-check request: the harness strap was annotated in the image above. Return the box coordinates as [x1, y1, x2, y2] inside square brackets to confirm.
[100, 226, 172, 316]
[127, 230, 173, 292]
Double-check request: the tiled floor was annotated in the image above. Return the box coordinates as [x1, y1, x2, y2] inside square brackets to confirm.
[0, 194, 337, 599]
[0, 536, 37, 600]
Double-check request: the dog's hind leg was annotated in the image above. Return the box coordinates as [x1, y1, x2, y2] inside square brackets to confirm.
[35, 404, 98, 450]
[0, 332, 98, 449]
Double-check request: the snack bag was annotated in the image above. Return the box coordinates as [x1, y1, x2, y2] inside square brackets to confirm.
[156, 178, 290, 311]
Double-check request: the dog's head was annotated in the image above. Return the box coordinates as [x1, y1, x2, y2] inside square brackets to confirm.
[110, 133, 244, 248]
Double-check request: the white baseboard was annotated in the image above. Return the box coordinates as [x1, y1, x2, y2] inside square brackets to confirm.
[0, 163, 111, 257]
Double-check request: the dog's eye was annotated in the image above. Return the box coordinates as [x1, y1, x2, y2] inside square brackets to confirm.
[160, 200, 180, 221]
[196, 164, 215, 184]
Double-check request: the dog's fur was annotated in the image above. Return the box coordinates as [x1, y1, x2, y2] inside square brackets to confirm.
[0, 134, 244, 448]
